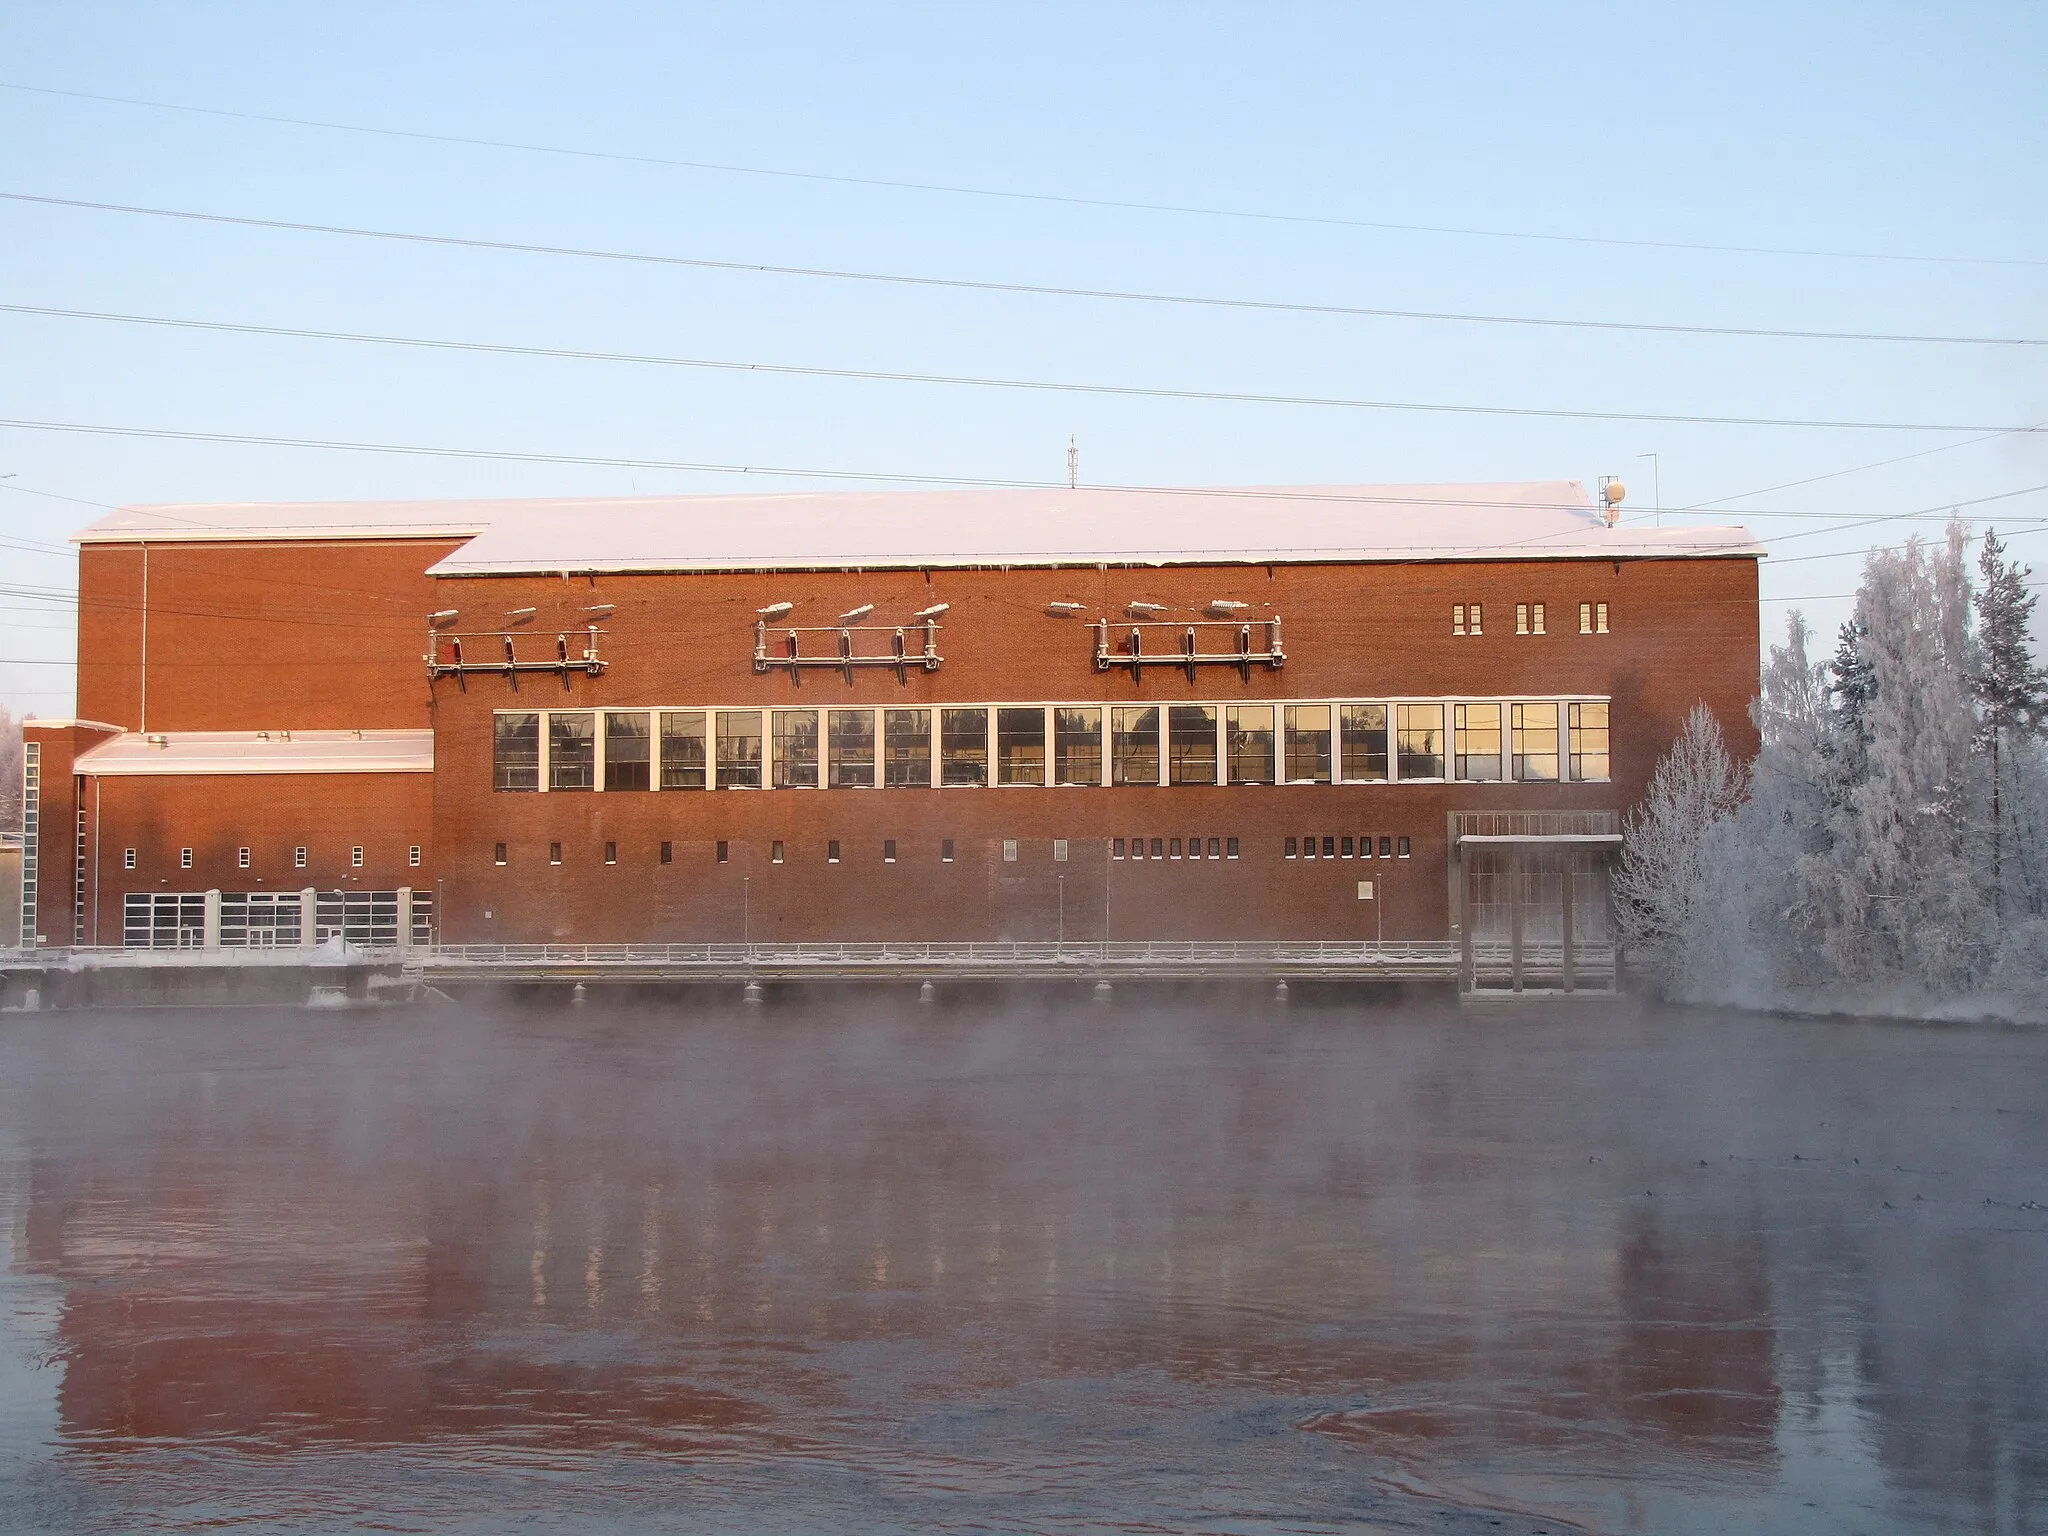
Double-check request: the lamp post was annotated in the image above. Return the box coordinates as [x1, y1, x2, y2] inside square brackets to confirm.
[742, 875, 751, 949]
[1056, 874, 1065, 948]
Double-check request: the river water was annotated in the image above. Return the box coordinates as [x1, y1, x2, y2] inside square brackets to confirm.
[0, 996, 2042, 1534]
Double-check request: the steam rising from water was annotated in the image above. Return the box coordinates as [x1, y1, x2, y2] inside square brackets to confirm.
[0, 996, 2043, 1533]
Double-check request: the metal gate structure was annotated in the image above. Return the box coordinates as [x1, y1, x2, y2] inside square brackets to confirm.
[1453, 811, 1620, 995]
[118, 889, 432, 950]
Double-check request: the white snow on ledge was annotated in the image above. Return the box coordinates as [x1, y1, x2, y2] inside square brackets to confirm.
[74, 729, 433, 777]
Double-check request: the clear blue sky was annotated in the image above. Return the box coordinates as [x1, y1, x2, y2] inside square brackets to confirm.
[3, 2, 2044, 714]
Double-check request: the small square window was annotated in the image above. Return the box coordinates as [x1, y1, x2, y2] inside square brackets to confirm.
[548, 842, 562, 865]
[1596, 601, 1610, 633]
[1322, 836, 1336, 858]
[828, 839, 841, 863]
[1149, 837, 1164, 859]
[409, 845, 422, 868]
[941, 839, 955, 862]
[294, 846, 308, 869]
[1379, 836, 1392, 858]
[351, 846, 365, 869]
[1002, 839, 1018, 862]
[123, 848, 137, 870]
[494, 842, 508, 866]
[1226, 837, 1240, 859]
[604, 841, 617, 865]
[1168, 838, 1182, 859]
[1533, 602, 1546, 635]
[716, 840, 729, 863]
[771, 841, 785, 864]
[1341, 836, 1354, 858]
[883, 838, 897, 863]
[180, 847, 193, 869]
[1452, 603, 1466, 636]
[1207, 837, 1220, 858]
[1284, 836, 1298, 858]
[237, 847, 251, 869]
[1053, 838, 1068, 862]
[1398, 836, 1412, 858]
[660, 841, 673, 865]
[1113, 837, 1126, 859]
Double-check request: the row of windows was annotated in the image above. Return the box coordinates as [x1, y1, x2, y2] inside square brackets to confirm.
[487, 834, 1422, 867]
[1451, 602, 1610, 636]
[1286, 834, 1411, 859]
[129, 846, 420, 872]
[493, 699, 1611, 794]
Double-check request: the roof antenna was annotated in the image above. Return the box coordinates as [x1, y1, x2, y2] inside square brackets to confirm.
[1067, 435, 1078, 490]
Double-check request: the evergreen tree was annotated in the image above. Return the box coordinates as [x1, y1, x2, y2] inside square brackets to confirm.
[1973, 528, 2048, 912]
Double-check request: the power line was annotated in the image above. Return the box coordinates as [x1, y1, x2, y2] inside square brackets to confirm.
[3, 80, 2038, 271]
[9, 302, 2044, 437]
[5, 191, 2042, 351]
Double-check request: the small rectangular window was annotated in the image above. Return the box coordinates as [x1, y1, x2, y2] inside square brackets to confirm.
[1053, 838, 1069, 862]
[883, 839, 897, 863]
[1570, 701, 1611, 781]
[1398, 836, 1411, 858]
[604, 840, 617, 865]
[1579, 601, 1593, 635]
[1149, 837, 1164, 859]
[1454, 703, 1503, 781]
[1379, 836, 1392, 858]
[1113, 837, 1126, 859]
[1167, 704, 1218, 785]
[1516, 603, 1529, 635]
[238, 847, 251, 869]
[1396, 704, 1445, 779]
[1284, 705, 1332, 784]
[1207, 837, 1220, 859]
[1284, 836, 1298, 859]
[941, 838, 955, 862]
[1111, 706, 1161, 786]
[296, 846, 311, 870]
[884, 708, 933, 788]
[1469, 603, 1483, 636]
[1168, 837, 1182, 859]
[1596, 601, 1610, 634]
[494, 842, 508, 866]
[997, 706, 1046, 786]
[829, 709, 876, 789]
[1532, 602, 1546, 635]
[1226, 837, 1240, 858]
[828, 839, 841, 863]
[1002, 838, 1019, 862]
[1301, 835, 1316, 861]
[1512, 702, 1560, 781]
[548, 842, 562, 866]
[1452, 603, 1466, 636]
[351, 846, 365, 868]
[493, 712, 540, 791]
[1185, 833, 1201, 859]
[1341, 835, 1354, 858]
[549, 713, 596, 791]
[715, 710, 764, 790]
[659, 841, 672, 865]
[1128, 833, 1145, 860]
[604, 711, 652, 790]
[772, 709, 820, 789]
[659, 710, 708, 789]
[180, 847, 194, 870]
[1054, 706, 1102, 786]
[1339, 704, 1388, 782]
[409, 845, 422, 868]
[940, 707, 989, 786]
[771, 840, 785, 864]
[1359, 836, 1374, 860]
[716, 840, 729, 863]
[1322, 836, 1336, 859]
[1225, 704, 1276, 785]
[123, 848, 137, 870]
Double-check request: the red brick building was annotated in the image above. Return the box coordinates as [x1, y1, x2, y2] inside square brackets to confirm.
[20, 483, 1759, 969]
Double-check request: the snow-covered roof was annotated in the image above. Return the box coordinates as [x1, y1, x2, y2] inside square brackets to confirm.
[72, 483, 1761, 573]
[73, 729, 433, 777]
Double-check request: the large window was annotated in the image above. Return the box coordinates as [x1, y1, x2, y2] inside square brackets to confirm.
[773, 709, 819, 788]
[493, 712, 539, 791]
[884, 708, 931, 787]
[715, 710, 763, 789]
[1511, 702, 1559, 782]
[1226, 704, 1275, 785]
[1054, 706, 1101, 786]
[1111, 706, 1160, 786]
[829, 709, 875, 788]
[1396, 704, 1444, 780]
[997, 706, 1046, 786]
[1570, 701, 1610, 781]
[604, 712, 650, 790]
[940, 707, 989, 786]
[1168, 704, 1217, 786]
[660, 711, 706, 788]
[549, 712, 595, 791]
[1284, 705, 1331, 784]
[1454, 703, 1502, 781]
[1339, 704, 1388, 782]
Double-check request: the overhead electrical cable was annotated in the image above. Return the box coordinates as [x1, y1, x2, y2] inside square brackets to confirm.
[2, 80, 2038, 269]
[3, 192, 2042, 349]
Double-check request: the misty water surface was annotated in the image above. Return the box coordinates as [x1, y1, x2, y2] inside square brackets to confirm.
[0, 997, 2043, 1534]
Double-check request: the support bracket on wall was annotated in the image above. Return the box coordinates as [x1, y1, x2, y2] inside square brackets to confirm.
[754, 620, 942, 683]
[426, 628, 607, 692]
[1092, 617, 1284, 683]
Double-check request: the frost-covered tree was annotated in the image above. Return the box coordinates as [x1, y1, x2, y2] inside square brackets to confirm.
[1613, 703, 1747, 995]
[0, 704, 20, 833]
[1972, 528, 2048, 914]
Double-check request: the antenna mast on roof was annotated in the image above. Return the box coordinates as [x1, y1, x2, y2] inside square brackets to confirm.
[1067, 436, 1078, 490]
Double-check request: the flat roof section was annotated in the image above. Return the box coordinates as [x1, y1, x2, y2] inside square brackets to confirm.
[73, 730, 434, 777]
[72, 483, 1761, 573]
